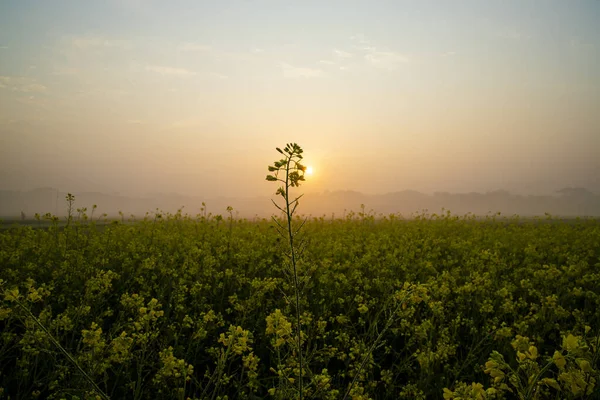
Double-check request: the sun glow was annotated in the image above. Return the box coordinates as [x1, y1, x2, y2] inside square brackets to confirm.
[305, 166, 314, 176]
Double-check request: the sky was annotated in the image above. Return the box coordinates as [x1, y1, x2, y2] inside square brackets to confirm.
[1, 0, 599, 199]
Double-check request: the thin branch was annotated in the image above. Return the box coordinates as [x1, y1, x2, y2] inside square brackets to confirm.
[342, 289, 414, 400]
[294, 217, 308, 236]
[14, 299, 110, 400]
[291, 202, 300, 216]
[271, 199, 286, 214]
[271, 215, 286, 231]
[291, 194, 305, 204]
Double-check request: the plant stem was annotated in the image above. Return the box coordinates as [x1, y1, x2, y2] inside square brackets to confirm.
[14, 299, 110, 400]
[342, 288, 412, 400]
[284, 154, 303, 400]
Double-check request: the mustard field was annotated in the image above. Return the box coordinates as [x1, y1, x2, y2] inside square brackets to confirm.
[1, 210, 599, 399]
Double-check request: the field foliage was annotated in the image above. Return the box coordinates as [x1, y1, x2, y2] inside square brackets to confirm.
[1, 208, 599, 399]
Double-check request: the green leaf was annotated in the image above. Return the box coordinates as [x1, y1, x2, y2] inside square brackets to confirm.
[576, 358, 592, 373]
[4, 288, 19, 301]
[266, 175, 277, 181]
[563, 334, 579, 352]
[553, 351, 566, 369]
[541, 378, 561, 391]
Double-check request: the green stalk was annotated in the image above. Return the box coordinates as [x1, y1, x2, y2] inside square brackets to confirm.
[14, 299, 110, 400]
[266, 143, 307, 399]
[284, 154, 303, 399]
[342, 288, 413, 400]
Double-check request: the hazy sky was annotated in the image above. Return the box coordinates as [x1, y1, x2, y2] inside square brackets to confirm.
[1, 0, 599, 198]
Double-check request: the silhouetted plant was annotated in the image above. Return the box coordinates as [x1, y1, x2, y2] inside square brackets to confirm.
[65, 193, 75, 227]
[266, 143, 307, 399]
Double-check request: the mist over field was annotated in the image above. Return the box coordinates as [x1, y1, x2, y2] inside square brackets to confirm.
[1, 1, 599, 216]
[1, 187, 599, 219]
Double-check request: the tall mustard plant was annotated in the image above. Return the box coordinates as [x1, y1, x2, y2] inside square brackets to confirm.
[266, 143, 307, 399]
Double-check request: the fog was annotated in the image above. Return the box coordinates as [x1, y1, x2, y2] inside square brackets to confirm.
[1, 1, 599, 216]
[2, 188, 599, 220]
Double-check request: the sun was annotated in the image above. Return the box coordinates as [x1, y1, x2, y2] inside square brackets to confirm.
[305, 166, 314, 176]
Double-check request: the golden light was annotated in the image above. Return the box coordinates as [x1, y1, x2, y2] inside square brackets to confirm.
[305, 166, 314, 176]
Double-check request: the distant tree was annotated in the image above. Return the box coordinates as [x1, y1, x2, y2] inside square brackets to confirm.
[20, 211, 26, 221]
